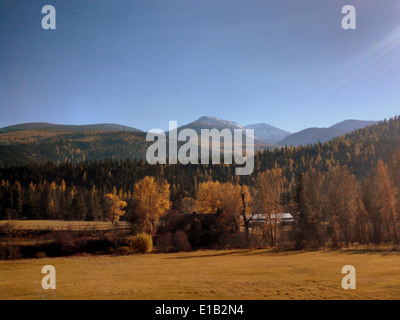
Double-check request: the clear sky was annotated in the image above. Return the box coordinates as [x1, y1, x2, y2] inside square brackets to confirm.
[1, 0, 399, 133]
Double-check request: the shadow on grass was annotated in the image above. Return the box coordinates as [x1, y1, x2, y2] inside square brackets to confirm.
[340, 249, 400, 256]
[163, 249, 309, 260]
[163, 250, 247, 260]
[163, 248, 400, 260]
[313, 248, 400, 257]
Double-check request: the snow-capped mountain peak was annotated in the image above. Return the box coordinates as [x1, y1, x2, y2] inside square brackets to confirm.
[196, 116, 244, 130]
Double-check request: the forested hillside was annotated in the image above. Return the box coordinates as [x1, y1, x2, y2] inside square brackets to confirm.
[0, 130, 149, 166]
[278, 120, 379, 146]
[0, 122, 142, 133]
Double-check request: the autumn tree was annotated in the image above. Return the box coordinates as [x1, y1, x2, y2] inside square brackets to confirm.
[219, 183, 251, 234]
[296, 169, 327, 249]
[254, 168, 284, 247]
[194, 181, 251, 234]
[105, 187, 127, 224]
[194, 181, 222, 214]
[293, 173, 318, 249]
[132, 176, 170, 235]
[240, 185, 253, 244]
[388, 152, 400, 215]
[375, 160, 398, 243]
[362, 177, 383, 244]
[324, 166, 361, 247]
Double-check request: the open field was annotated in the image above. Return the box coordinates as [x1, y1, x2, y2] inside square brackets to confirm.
[1, 249, 400, 300]
[0, 220, 129, 231]
[0, 220, 132, 254]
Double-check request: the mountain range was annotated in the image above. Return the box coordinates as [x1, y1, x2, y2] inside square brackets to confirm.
[278, 119, 379, 146]
[177, 116, 290, 145]
[174, 116, 378, 147]
[0, 116, 380, 166]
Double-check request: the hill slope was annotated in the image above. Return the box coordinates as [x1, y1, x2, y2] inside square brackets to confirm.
[0, 122, 142, 133]
[244, 123, 290, 144]
[278, 120, 379, 146]
[0, 130, 149, 166]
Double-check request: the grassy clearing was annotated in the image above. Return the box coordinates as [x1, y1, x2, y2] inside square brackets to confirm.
[0, 220, 131, 256]
[1, 249, 400, 300]
[0, 220, 127, 231]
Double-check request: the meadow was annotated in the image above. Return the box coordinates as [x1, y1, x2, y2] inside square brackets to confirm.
[0, 220, 121, 231]
[1, 249, 400, 300]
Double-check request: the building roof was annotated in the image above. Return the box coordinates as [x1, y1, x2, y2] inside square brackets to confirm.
[250, 213, 294, 221]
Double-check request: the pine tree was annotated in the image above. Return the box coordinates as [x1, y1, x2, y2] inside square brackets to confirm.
[71, 189, 87, 220]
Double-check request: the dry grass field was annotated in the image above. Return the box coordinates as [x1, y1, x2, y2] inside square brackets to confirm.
[1, 249, 400, 300]
[0, 220, 127, 231]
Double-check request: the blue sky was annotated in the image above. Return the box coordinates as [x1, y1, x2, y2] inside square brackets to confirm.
[1, 0, 399, 133]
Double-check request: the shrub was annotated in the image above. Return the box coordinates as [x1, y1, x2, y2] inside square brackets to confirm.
[53, 230, 75, 256]
[36, 251, 47, 259]
[155, 233, 173, 253]
[0, 222, 13, 236]
[173, 231, 191, 252]
[130, 233, 153, 254]
[219, 232, 267, 249]
[0, 246, 22, 260]
[116, 246, 131, 255]
[107, 247, 115, 254]
[119, 235, 135, 247]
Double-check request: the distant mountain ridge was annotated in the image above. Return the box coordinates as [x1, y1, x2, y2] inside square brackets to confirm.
[0, 118, 379, 148]
[176, 116, 288, 147]
[278, 120, 380, 146]
[195, 116, 244, 130]
[176, 116, 245, 133]
[244, 123, 291, 145]
[0, 122, 142, 133]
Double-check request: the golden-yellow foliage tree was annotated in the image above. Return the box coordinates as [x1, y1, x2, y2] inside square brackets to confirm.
[324, 166, 359, 247]
[194, 181, 222, 214]
[105, 188, 127, 224]
[133, 176, 171, 235]
[194, 181, 251, 232]
[220, 183, 251, 232]
[254, 168, 285, 246]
